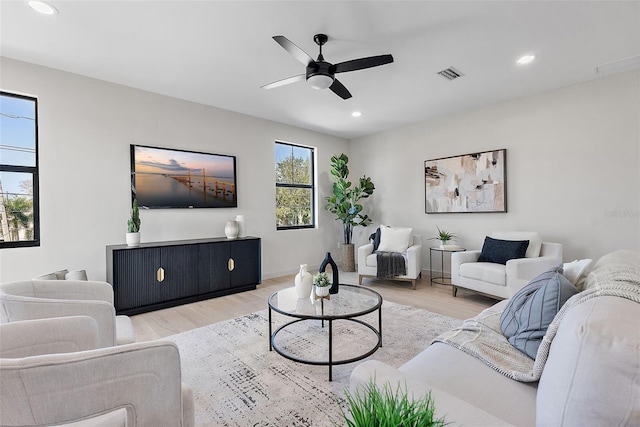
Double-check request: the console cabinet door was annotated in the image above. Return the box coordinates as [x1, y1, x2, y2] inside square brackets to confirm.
[198, 242, 231, 293]
[229, 239, 261, 288]
[112, 247, 162, 311]
[159, 245, 200, 301]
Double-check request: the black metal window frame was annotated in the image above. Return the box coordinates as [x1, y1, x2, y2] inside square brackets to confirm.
[275, 141, 316, 230]
[0, 91, 40, 249]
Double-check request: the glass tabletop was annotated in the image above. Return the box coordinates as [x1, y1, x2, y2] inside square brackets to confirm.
[268, 284, 382, 320]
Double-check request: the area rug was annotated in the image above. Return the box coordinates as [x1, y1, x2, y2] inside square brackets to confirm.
[166, 300, 461, 427]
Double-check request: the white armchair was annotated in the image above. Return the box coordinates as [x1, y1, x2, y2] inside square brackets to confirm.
[358, 231, 422, 289]
[0, 279, 135, 347]
[451, 232, 562, 299]
[0, 316, 194, 427]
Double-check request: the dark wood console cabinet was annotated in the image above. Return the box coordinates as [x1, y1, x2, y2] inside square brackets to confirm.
[106, 237, 261, 315]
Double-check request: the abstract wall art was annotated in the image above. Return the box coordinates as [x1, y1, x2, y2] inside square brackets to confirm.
[425, 149, 506, 214]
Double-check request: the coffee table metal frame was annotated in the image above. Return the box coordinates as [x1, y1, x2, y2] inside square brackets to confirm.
[268, 284, 383, 381]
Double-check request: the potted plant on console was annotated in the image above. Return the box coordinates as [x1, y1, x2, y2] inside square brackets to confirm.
[430, 226, 456, 249]
[126, 199, 141, 247]
[325, 153, 375, 272]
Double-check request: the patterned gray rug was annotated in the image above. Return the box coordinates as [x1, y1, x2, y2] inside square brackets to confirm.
[166, 300, 461, 427]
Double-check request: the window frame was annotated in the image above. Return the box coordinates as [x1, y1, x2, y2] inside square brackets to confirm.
[0, 91, 40, 249]
[275, 141, 316, 231]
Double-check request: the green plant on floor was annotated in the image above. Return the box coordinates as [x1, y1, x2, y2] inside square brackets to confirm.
[430, 227, 456, 244]
[127, 199, 141, 233]
[313, 272, 331, 287]
[325, 153, 375, 244]
[338, 379, 448, 427]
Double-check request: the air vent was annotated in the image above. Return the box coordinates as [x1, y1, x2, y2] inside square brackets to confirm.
[437, 67, 464, 81]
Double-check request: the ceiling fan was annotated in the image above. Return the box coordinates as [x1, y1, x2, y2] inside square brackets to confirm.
[261, 34, 394, 100]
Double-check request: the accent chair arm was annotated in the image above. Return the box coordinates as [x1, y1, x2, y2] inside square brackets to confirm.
[0, 340, 192, 427]
[358, 243, 374, 271]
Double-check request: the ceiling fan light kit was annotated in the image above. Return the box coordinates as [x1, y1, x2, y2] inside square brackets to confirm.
[262, 33, 394, 99]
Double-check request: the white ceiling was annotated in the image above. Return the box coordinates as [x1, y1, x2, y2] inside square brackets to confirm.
[1, 1, 639, 139]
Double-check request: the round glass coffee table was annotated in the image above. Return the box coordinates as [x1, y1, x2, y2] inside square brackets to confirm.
[268, 284, 383, 381]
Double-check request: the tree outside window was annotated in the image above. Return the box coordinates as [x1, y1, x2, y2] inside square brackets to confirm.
[275, 142, 315, 229]
[0, 92, 40, 248]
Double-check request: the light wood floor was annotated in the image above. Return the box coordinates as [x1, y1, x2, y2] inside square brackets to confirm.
[130, 271, 497, 341]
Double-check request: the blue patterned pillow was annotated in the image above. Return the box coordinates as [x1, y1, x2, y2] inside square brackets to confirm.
[478, 236, 529, 265]
[500, 266, 578, 359]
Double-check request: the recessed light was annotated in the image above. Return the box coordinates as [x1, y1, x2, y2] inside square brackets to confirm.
[28, 1, 58, 15]
[517, 55, 536, 65]
[351, 111, 362, 118]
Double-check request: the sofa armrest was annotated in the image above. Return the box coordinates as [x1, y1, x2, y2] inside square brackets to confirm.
[505, 256, 562, 290]
[450, 250, 481, 283]
[0, 296, 117, 347]
[358, 243, 374, 270]
[0, 340, 191, 427]
[406, 244, 422, 277]
[31, 280, 115, 305]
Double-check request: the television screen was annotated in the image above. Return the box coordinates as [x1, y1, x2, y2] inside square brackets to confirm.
[131, 144, 237, 209]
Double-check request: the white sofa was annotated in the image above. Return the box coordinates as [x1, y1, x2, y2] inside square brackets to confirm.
[451, 232, 562, 299]
[358, 234, 422, 289]
[0, 316, 194, 427]
[0, 279, 135, 347]
[351, 249, 640, 426]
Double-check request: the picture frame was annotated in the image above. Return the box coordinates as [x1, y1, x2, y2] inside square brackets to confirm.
[424, 149, 506, 214]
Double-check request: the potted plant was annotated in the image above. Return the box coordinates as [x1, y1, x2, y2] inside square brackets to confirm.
[430, 227, 456, 248]
[325, 154, 375, 272]
[126, 199, 141, 247]
[313, 272, 331, 297]
[338, 379, 447, 426]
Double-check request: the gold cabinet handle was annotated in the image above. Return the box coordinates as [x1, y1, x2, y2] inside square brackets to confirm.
[228, 258, 235, 272]
[156, 267, 165, 282]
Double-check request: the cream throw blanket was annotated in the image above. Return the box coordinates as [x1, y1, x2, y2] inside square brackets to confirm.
[433, 263, 640, 382]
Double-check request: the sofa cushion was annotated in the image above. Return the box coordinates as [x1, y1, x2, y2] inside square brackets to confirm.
[500, 266, 578, 359]
[478, 236, 529, 265]
[377, 226, 413, 253]
[459, 262, 506, 286]
[491, 231, 542, 258]
[562, 259, 593, 291]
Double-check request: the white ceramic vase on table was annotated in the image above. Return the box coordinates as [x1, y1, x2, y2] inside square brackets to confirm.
[315, 285, 330, 297]
[294, 264, 313, 298]
[224, 220, 239, 239]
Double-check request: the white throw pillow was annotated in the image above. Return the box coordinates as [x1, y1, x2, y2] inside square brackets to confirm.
[562, 259, 593, 291]
[377, 226, 413, 253]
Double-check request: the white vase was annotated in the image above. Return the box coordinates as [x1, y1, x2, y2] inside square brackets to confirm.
[315, 285, 330, 297]
[224, 220, 239, 239]
[294, 264, 313, 299]
[126, 232, 140, 247]
[235, 215, 246, 237]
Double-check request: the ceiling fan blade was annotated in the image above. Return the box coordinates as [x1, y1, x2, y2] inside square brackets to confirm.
[261, 74, 306, 90]
[333, 54, 394, 74]
[329, 79, 352, 100]
[272, 36, 315, 66]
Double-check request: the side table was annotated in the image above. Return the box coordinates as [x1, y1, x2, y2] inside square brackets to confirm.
[429, 247, 466, 288]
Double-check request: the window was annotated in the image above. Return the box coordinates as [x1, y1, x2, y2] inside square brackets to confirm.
[0, 92, 40, 248]
[275, 141, 315, 229]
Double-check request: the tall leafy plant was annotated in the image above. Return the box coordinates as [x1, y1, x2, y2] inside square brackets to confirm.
[325, 154, 375, 244]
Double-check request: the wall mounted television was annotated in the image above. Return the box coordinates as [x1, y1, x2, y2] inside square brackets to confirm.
[130, 144, 237, 209]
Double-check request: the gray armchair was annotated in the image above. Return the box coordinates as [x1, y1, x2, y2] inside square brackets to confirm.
[451, 232, 563, 299]
[0, 279, 135, 347]
[0, 316, 194, 427]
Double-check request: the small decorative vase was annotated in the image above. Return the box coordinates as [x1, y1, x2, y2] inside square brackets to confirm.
[224, 220, 239, 239]
[126, 232, 140, 247]
[294, 264, 313, 299]
[439, 239, 448, 249]
[319, 252, 340, 294]
[235, 215, 246, 237]
[315, 285, 330, 297]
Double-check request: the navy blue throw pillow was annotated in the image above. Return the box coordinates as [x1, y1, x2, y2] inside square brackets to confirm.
[477, 236, 529, 265]
[369, 227, 382, 251]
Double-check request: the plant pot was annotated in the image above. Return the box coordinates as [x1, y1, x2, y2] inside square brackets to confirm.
[339, 243, 355, 272]
[315, 285, 330, 297]
[126, 232, 140, 247]
[439, 240, 448, 249]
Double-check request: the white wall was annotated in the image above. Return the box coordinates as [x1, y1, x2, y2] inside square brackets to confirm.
[0, 58, 349, 282]
[348, 70, 640, 272]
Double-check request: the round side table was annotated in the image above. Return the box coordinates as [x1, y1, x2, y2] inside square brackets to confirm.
[429, 247, 466, 286]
